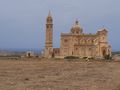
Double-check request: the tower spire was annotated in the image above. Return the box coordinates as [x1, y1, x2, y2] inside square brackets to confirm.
[48, 10, 52, 17]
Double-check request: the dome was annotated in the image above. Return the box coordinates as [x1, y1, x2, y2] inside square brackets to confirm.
[71, 20, 83, 34]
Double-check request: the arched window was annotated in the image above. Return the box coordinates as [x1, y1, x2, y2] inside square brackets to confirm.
[64, 39, 68, 42]
[51, 25, 52, 28]
[76, 48, 78, 50]
[92, 40, 94, 43]
[50, 19, 52, 22]
[89, 48, 92, 51]
[76, 31, 79, 34]
[47, 25, 49, 29]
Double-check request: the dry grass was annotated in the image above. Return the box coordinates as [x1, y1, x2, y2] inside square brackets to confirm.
[0, 59, 120, 90]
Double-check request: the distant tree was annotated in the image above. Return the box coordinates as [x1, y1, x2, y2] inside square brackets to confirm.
[52, 52, 54, 58]
[104, 54, 111, 60]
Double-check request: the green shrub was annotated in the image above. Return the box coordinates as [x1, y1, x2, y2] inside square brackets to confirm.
[88, 57, 95, 60]
[83, 57, 88, 59]
[104, 54, 112, 60]
[64, 56, 79, 59]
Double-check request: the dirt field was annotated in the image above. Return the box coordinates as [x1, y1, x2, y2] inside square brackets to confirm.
[0, 59, 120, 90]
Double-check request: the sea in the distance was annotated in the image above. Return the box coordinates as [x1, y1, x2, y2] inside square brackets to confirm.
[0, 48, 43, 54]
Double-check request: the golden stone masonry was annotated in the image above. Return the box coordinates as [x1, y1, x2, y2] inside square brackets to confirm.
[44, 12, 112, 58]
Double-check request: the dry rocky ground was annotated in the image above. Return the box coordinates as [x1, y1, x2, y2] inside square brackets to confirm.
[0, 58, 120, 90]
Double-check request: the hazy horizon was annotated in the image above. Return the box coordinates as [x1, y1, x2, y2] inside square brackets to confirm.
[0, 0, 120, 51]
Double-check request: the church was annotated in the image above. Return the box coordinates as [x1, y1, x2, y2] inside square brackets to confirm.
[44, 12, 112, 58]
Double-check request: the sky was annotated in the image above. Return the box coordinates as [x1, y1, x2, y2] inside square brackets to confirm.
[0, 0, 120, 51]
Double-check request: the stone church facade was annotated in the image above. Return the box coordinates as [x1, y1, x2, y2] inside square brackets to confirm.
[44, 12, 112, 58]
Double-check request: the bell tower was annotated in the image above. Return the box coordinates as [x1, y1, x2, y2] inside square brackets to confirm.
[44, 11, 53, 58]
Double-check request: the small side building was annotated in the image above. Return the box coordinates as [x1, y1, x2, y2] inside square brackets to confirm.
[26, 51, 35, 58]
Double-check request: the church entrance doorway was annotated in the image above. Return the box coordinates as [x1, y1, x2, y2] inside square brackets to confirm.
[101, 47, 107, 57]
